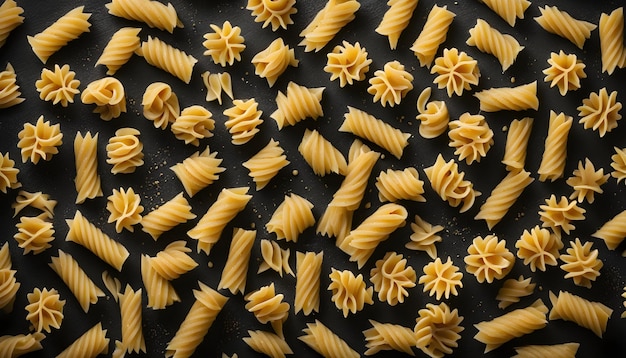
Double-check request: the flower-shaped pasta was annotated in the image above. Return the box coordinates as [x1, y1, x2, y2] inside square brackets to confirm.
[539, 195, 586, 235]
[247, 0, 297, 31]
[369, 252, 416, 306]
[419, 257, 463, 300]
[142, 82, 180, 129]
[203, 21, 245, 66]
[465, 235, 514, 283]
[328, 268, 373, 317]
[25, 287, 65, 333]
[17, 116, 63, 164]
[106, 128, 144, 174]
[367, 60, 413, 107]
[251, 38, 298, 87]
[431, 48, 480, 97]
[448, 112, 493, 164]
[577, 88, 622, 137]
[324, 41, 372, 87]
[542, 50, 586, 96]
[0, 152, 19, 193]
[611, 147, 626, 183]
[106, 187, 144, 233]
[566, 158, 609, 204]
[515, 225, 563, 272]
[414, 302, 464, 358]
[35, 64, 80, 107]
[560, 238, 603, 288]
[406, 215, 443, 259]
[80, 77, 126, 120]
[171, 105, 215, 146]
[13, 216, 54, 255]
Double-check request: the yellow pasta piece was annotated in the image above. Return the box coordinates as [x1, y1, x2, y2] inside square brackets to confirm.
[474, 81, 538, 112]
[369, 252, 415, 306]
[593, 209, 626, 250]
[203, 21, 245, 67]
[96, 27, 141, 75]
[270, 81, 324, 129]
[515, 225, 563, 272]
[35, 64, 80, 107]
[251, 38, 298, 87]
[148, 240, 198, 281]
[0, 152, 19, 194]
[538, 111, 573, 182]
[367, 60, 414, 107]
[539, 195, 586, 236]
[0, 333, 44, 357]
[246, 0, 297, 31]
[14, 216, 54, 255]
[141, 192, 196, 240]
[106, 0, 182, 33]
[0, 62, 24, 108]
[549, 290, 613, 337]
[74, 132, 102, 204]
[201, 71, 233, 105]
[113, 285, 146, 357]
[328, 268, 373, 317]
[479, 0, 530, 27]
[80, 77, 127, 121]
[324, 41, 371, 87]
[49, 249, 105, 313]
[258, 240, 294, 277]
[56, 322, 109, 358]
[599, 7, 626, 75]
[0, 0, 24, 48]
[535, 5, 597, 49]
[266, 193, 315, 242]
[363, 320, 416, 355]
[464, 235, 514, 283]
[299, 0, 360, 52]
[612, 146, 626, 183]
[245, 282, 289, 337]
[25, 287, 65, 333]
[414, 302, 464, 357]
[0, 243, 19, 313]
[431, 48, 480, 97]
[411, 5, 455, 68]
[448, 112, 494, 164]
[474, 169, 534, 229]
[560, 238, 603, 288]
[142, 82, 180, 129]
[424, 154, 481, 213]
[218, 228, 256, 295]
[223, 99, 263, 145]
[170, 147, 225, 197]
[106, 187, 143, 233]
[467, 19, 523, 72]
[137, 36, 197, 84]
[299, 319, 359, 358]
[406, 215, 443, 259]
[512, 342, 580, 358]
[298, 129, 347, 176]
[294, 251, 322, 315]
[543, 51, 586, 96]
[375, 0, 418, 50]
[140, 254, 179, 310]
[496, 275, 536, 310]
[17, 115, 63, 164]
[375, 167, 425, 202]
[415, 87, 450, 139]
[106, 128, 144, 174]
[577, 88, 622, 137]
[566, 158, 609, 204]
[502, 117, 533, 171]
[242, 139, 289, 190]
[243, 330, 292, 358]
[12, 190, 56, 220]
[419, 257, 463, 300]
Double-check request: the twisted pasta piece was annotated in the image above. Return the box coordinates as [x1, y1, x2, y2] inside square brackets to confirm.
[96, 27, 141, 75]
[27, 6, 91, 63]
[203, 21, 245, 66]
[247, 0, 297, 31]
[187, 187, 252, 255]
[298, 129, 347, 176]
[245, 283, 289, 337]
[502, 117, 533, 171]
[328, 268, 374, 317]
[419, 257, 463, 300]
[141, 192, 196, 240]
[600, 8, 626, 75]
[299, 320, 359, 358]
[560, 238, 603, 288]
[538, 111, 573, 182]
[612, 146, 626, 183]
[414, 302, 464, 358]
[368, 60, 414, 107]
[14, 216, 54, 255]
[535, 6, 597, 49]
[496, 275, 535, 310]
[0, 333, 44, 357]
[465, 235, 514, 283]
[475, 169, 534, 229]
[113, 285, 145, 357]
[431, 48, 480, 97]
[479, 0, 530, 27]
[566, 158, 609, 203]
[577, 88, 622, 137]
[101, 271, 121, 303]
[515, 225, 562, 272]
[411, 4, 455, 68]
[242, 139, 289, 190]
[0, 62, 23, 108]
[543, 51, 586, 96]
[137, 36, 197, 83]
[295, 251, 322, 315]
[251, 38, 298, 87]
[17, 115, 63, 164]
[324, 41, 371, 87]
[474, 81, 538, 112]
[49, 249, 105, 313]
[106, 187, 143, 233]
[218, 228, 256, 295]
[467, 19, 524, 71]
[299, 0, 360, 52]
[266, 193, 315, 242]
[375, 167, 425, 203]
[369, 252, 415, 306]
[0, 0, 23, 48]
[149, 241, 198, 281]
[142, 82, 179, 129]
[415, 87, 449, 139]
[448, 112, 494, 164]
[363, 320, 416, 356]
[512, 342, 580, 358]
[539, 195, 586, 236]
[258, 240, 293, 277]
[74, 132, 102, 204]
[80, 77, 127, 120]
[201, 71, 233, 105]
[106, 128, 144, 174]
[106, 0, 182, 33]
[140, 255, 179, 310]
[243, 330, 292, 358]
[35, 64, 80, 107]
[406, 215, 443, 259]
[424, 154, 481, 213]
[0, 152, 19, 194]
[593, 209, 626, 250]
[223, 99, 263, 145]
[549, 290, 613, 337]
[170, 147, 224, 197]
[25, 287, 65, 333]
[271, 81, 324, 129]
[56, 322, 109, 358]
[0, 243, 19, 313]
[12, 191, 55, 219]
[375, 0, 418, 50]
[66, 210, 129, 271]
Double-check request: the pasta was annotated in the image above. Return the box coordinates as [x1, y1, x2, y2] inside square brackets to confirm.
[80, 77, 127, 120]
[406, 215, 443, 259]
[218, 228, 256, 295]
[367, 60, 414, 107]
[464, 235, 515, 283]
[447, 112, 494, 164]
[612, 146, 626, 183]
[258, 239, 294, 277]
[560, 238, 603, 288]
[0, 242, 19, 312]
[414, 302, 464, 358]
[223, 99, 263, 145]
[474, 299, 549, 353]
[170, 147, 225, 197]
[270, 81, 324, 129]
[27, 6, 92, 64]
[137, 36, 197, 84]
[149, 241, 198, 281]
[375, 0, 418, 50]
[431, 48, 480, 97]
[502, 117, 533, 171]
[363, 319, 416, 355]
[35, 64, 80, 107]
[17, 115, 63, 164]
[113, 285, 145, 357]
[324, 41, 371, 87]
[411, 5, 455, 68]
[375, 167, 425, 202]
[535, 5, 597, 49]
[467, 19, 524, 72]
[66, 210, 130, 271]
[0, 332, 44, 357]
[140, 192, 196, 240]
[369, 252, 416, 306]
[623, 287, 626, 319]
[106, 127, 144, 174]
[593, 209, 626, 250]
[246, 0, 297, 31]
[0, 62, 24, 108]
[549, 290, 613, 337]
[187, 187, 252, 255]
[496, 275, 536, 310]
[512, 342, 580, 358]
[106, 187, 144, 233]
[74, 132, 103, 204]
[49, 249, 105, 313]
[538, 111, 573, 182]
[515, 225, 563, 272]
[0, 152, 19, 193]
[474, 81, 538, 112]
[242, 139, 289, 190]
[95, 27, 141, 75]
[201, 71, 233, 105]
[165, 282, 228, 358]
[266, 193, 314, 242]
[474, 169, 534, 229]
[101, 271, 121, 302]
[56, 322, 109, 358]
[141, 254, 179, 309]
[106, 0, 182, 33]
[424, 154, 481, 213]
[415, 87, 450, 139]
[203, 21, 245, 66]
[294, 251, 322, 315]
[13, 216, 54, 255]
[0, 0, 24, 48]
[577, 88, 622, 137]
[539, 194, 586, 236]
[328, 268, 374, 317]
[244, 282, 289, 337]
[479, 0, 530, 27]
[543, 51, 586, 96]
[12, 191, 56, 219]
[25, 287, 65, 333]
[299, 319, 359, 358]
[339, 106, 410, 159]
[142, 82, 180, 129]
[298, 128, 347, 176]
[251, 38, 298, 87]
[419, 257, 463, 300]
[243, 330, 293, 358]
[566, 158, 609, 203]
[298, 0, 360, 52]
[599, 8, 626, 75]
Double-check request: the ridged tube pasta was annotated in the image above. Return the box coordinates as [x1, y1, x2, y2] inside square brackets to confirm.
[424, 154, 481, 213]
[149, 241, 198, 281]
[218, 228, 256, 295]
[502, 117, 533, 171]
[266, 193, 315, 242]
[0, 243, 19, 313]
[49, 249, 105, 313]
[270, 81, 324, 129]
[480, 0, 530, 27]
[593, 209, 626, 250]
[187, 187, 252, 255]
[140, 192, 195, 240]
[137, 36, 197, 84]
[140, 255, 179, 310]
[0, 63, 24, 108]
[0, 0, 24, 48]
[246, 0, 297, 31]
[475, 169, 534, 230]
[411, 5, 455, 68]
[242, 139, 289, 190]
[80, 77, 127, 120]
[375, 167, 425, 202]
[96, 27, 141, 75]
[170, 147, 225, 197]
[142, 82, 180, 130]
[467, 19, 524, 72]
[243, 330, 293, 358]
[56, 322, 109, 358]
[549, 290, 613, 337]
[416, 87, 450, 139]
[106, 128, 144, 174]
[295, 251, 323, 315]
[223, 99, 263, 145]
[340, 106, 410, 159]
[474, 81, 538, 112]
[74, 132, 102, 204]
[538, 111, 573, 182]
[251, 38, 298, 87]
[65, 210, 130, 271]
[328, 150, 379, 211]
[496, 275, 536, 310]
[298, 319, 359, 358]
[106, 0, 182, 33]
[0, 333, 44, 357]
[298, 129, 347, 176]
[512, 342, 580, 358]
[244, 283, 289, 337]
[113, 285, 145, 357]
[599, 8, 626, 75]
[363, 320, 416, 356]
[27, 6, 91, 64]
[375, 0, 418, 50]
[299, 0, 360, 53]
[474, 299, 549, 353]
[535, 6, 597, 49]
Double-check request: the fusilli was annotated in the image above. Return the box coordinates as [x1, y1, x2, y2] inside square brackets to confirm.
[363, 320, 416, 355]
[218, 228, 256, 295]
[171, 105, 214, 146]
[106, 0, 182, 33]
[0, 62, 23, 108]
[474, 169, 534, 229]
[251, 38, 298, 87]
[0, 0, 23, 48]
[411, 4, 455, 68]
[95, 27, 141, 75]
[406, 215, 443, 259]
[294, 251, 322, 315]
[25, 287, 65, 333]
[495, 275, 536, 310]
[49, 249, 105, 313]
[0, 152, 19, 193]
[170, 147, 225, 197]
[474, 81, 538, 112]
[415, 87, 450, 139]
[479, 0, 530, 27]
[592, 209, 626, 250]
[137, 36, 197, 84]
[242, 139, 289, 190]
[538, 111, 573, 182]
[74, 131, 103, 204]
[298, 0, 360, 52]
[560, 238, 603, 288]
[223, 99, 263, 145]
[328, 268, 374, 317]
[298, 128, 347, 176]
[539, 194, 586, 236]
[566, 158, 609, 203]
[424, 154, 481, 213]
[502, 117, 533, 171]
[466, 18, 524, 71]
[431, 48, 480, 97]
[299, 320, 359, 358]
[549, 290, 613, 337]
[140, 192, 196, 240]
[535, 5, 597, 49]
[464, 235, 514, 283]
[375, 0, 418, 50]
[270, 81, 324, 129]
[246, 0, 297, 31]
[56, 322, 109, 358]
[13, 216, 54, 255]
[266, 193, 315, 242]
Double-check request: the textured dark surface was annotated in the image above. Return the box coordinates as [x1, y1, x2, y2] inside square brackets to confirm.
[1, 0, 626, 356]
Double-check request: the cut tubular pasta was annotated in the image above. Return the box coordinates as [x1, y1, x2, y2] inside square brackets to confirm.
[251, 38, 298, 87]
[299, 320, 359, 358]
[577, 88, 622, 138]
[475, 169, 534, 229]
[0, 332, 44, 357]
[223, 99, 263, 145]
[242, 139, 289, 190]
[502, 117, 533, 171]
[411, 5, 455, 68]
[363, 320, 416, 356]
[106, 0, 182, 33]
[298, 129, 347, 176]
[49, 249, 105, 313]
[496, 275, 536, 310]
[142, 82, 180, 129]
[375, 167, 425, 202]
[243, 330, 292, 358]
[367, 60, 414, 107]
[543, 51, 586, 96]
[202, 21, 245, 67]
[137, 36, 197, 84]
[324, 41, 371, 87]
[593, 209, 626, 250]
[467, 19, 524, 71]
[171, 105, 215, 146]
[74, 132, 102, 204]
[431, 48, 480, 97]
[0, 242, 20, 313]
[13, 216, 54, 255]
[415, 87, 450, 139]
[474, 81, 538, 112]
[258, 240, 294, 277]
[599, 8, 626, 75]
[247, 0, 297, 31]
[480, 0, 530, 27]
[538, 111, 573, 182]
[549, 290, 613, 337]
[448, 112, 494, 164]
[328, 268, 373, 317]
[512, 342, 580, 358]
[266, 193, 315, 242]
[141, 192, 196, 240]
[56, 322, 109, 358]
[299, 0, 360, 52]
[270, 81, 324, 129]
[218, 228, 256, 295]
[424, 154, 481, 213]
[96, 27, 141, 75]
[113, 285, 145, 357]
[0, 0, 24, 48]
[535, 6, 597, 49]
[414, 302, 464, 357]
[106, 128, 144, 174]
[0, 62, 24, 108]
[375, 0, 418, 50]
[141, 254, 179, 310]
[295, 251, 323, 315]
[80, 77, 127, 120]
[149, 241, 198, 281]
[170, 147, 225, 197]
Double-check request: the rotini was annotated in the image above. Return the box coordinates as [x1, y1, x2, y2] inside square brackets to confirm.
[242, 139, 289, 190]
[512, 342, 580, 358]
[535, 6, 597, 49]
[299, 0, 360, 52]
[251, 38, 298, 87]
[218, 228, 256, 295]
[258, 239, 294, 277]
[56, 322, 109, 358]
[0, 242, 19, 312]
[298, 128, 347, 176]
[369, 252, 416, 306]
[577, 88, 622, 137]
[424, 154, 481, 213]
[141, 192, 196, 240]
[106, 187, 144, 233]
[0, 0, 24, 48]
[142, 82, 180, 129]
[431, 48, 480, 97]
[612, 146, 626, 183]
[515, 225, 562, 272]
[474, 81, 538, 112]
[599, 8, 626, 75]
[299, 319, 359, 358]
[0, 62, 24, 108]
[0, 332, 44, 357]
[203, 21, 245, 67]
[223, 99, 263, 145]
[244, 283, 289, 337]
[17, 115, 63, 164]
[170, 147, 225, 197]
[539, 195, 586, 236]
[243, 330, 293, 358]
[415, 87, 450, 139]
[566, 158, 609, 204]
[480, 0, 530, 27]
[496, 275, 536, 310]
[113, 285, 146, 357]
[363, 320, 416, 356]
[414, 302, 464, 357]
[411, 5, 455, 68]
[538, 111, 573, 182]
[149, 240, 198, 281]
[294, 251, 322, 315]
[464, 235, 515, 283]
[375, 167, 425, 202]
[80, 77, 127, 120]
[266, 193, 315, 242]
[324, 40, 371, 87]
[560, 238, 603, 288]
[447, 112, 494, 164]
[35, 64, 80, 107]
[49, 249, 105, 313]
[270, 81, 324, 129]
[375, 0, 419, 50]
[549, 290, 613, 337]
[406, 215, 443, 259]
[13, 216, 54, 255]
[367, 60, 414, 107]
[475, 169, 534, 230]
[246, 0, 297, 31]
[543, 51, 586, 96]
[106, 127, 144, 174]
[593, 209, 626, 250]
[74, 132, 102, 204]
[137, 36, 197, 84]
[502, 117, 533, 171]
[96, 27, 141, 75]
[25, 287, 65, 333]
[328, 268, 374, 317]
[140, 254, 179, 310]
[12, 191, 56, 219]
[106, 0, 182, 33]
[201, 71, 233, 105]
[467, 18, 524, 72]
[419, 257, 463, 300]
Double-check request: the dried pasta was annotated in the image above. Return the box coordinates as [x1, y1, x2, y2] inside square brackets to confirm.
[328, 268, 373, 317]
[251, 38, 298, 87]
[17, 115, 63, 164]
[140, 192, 196, 240]
[324, 41, 371, 87]
[560, 238, 603, 288]
[35, 64, 80, 107]
[414, 302, 464, 358]
[74, 132, 102, 204]
[245, 282, 289, 337]
[294, 251, 322, 315]
[535, 5, 597, 49]
[539, 195, 586, 236]
[367, 60, 414, 107]
[203, 21, 245, 66]
[0, 62, 24, 108]
[106, 128, 144, 174]
[171, 105, 214, 146]
[137, 36, 197, 84]
[375, 0, 418, 50]
[270, 81, 324, 129]
[612, 146, 626, 183]
[496, 275, 536, 310]
[411, 4, 455, 68]
[13, 216, 54, 255]
[464, 235, 514, 283]
[549, 290, 613, 337]
[419, 257, 463, 300]
[96, 27, 141, 75]
[515, 225, 562, 272]
[474, 169, 534, 229]
[298, 128, 347, 176]
[56, 322, 109, 358]
[593, 209, 626, 250]
[49, 249, 105, 313]
[543, 51, 586, 96]
[201, 71, 233, 105]
[149, 241, 198, 281]
[266, 193, 315, 242]
[242, 139, 289, 190]
[218, 228, 256, 295]
[141, 254, 179, 310]
[299, 0, 360, 52]
[424, 154, 481, 213]
[431, 48, 480, 97]
[299, 319, 359, 358]
[502, 117, 533, 171]
[80, 77, 127, 120]
[170, 147, 225, 197]
[369, 252, 415, 306]
[480, 0, 530, 27]
[375, 167, 425, 202]
[447, 112, 494, 164]
[577, 88, 622, 137]
[0, 332, 44, 357]
[415, 87, 450, 139]
[106, 0, 182, 33]
[474, 81, 538, 112]
[0, 242, 19, 312]
[0, 152, 19, 193]
[247, 0, 297, 31]
[599, 8, 626, 75]
[142, 82, 180, 129]
[223, 99, 263, 145]
[538, 111, 573, 182]
[106, 187, 143, 233]
[243, 330, 292, 358]
[0, 0, 23, 48]
[12, 191, 56, 219]
[406, 215, 443, 259]
[25, 287, 65, 333]
[566, 158, 609, 203]
[512, 342, 580, 358]
[113, 285, 145, 358]
[363, 319, 416, 355]
[258, 240, 293, 277]
[467, 19, 524, 72]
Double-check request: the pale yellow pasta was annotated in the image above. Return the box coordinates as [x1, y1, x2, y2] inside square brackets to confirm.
[242, 139, 289, 190]
[324, 41, 371, 87]
[140, 254, 179, 310]
[566, 158, 609, 203]
[0, 332, 44, 358]
[299, 319, 359, 358]
[17, 115, 63, 164]
[137, 36, 197, 84]
[101, 271, 121, 302]
[80, 77, 127, 120]
[106, 127, 144, 174]
[535, 5, 597, 49]
[480, 0, 530, 27]
[294, 251, 322, 315]
[577, 88, 622, 137]
[0, 0, 24, 48]
[515, 225, 562, 272]
[170, 147, 224, 197]
[56, 322, 109, 358]
[415, 87, 450, 139]
[622, 287, 626, 318]
[549, 290, 613, 337]
[474, 81, 538, 112]
[474, 299, 548, 353]
[142, 82, 180, 129]
[266, 193, 314, 242]
[247, 0, 297, 31]
[375, 167, 425, 203]
[14, 216, 54, 255]
[0, 243, 19, 313]
[406, 215, 443, 259]
[243, 330, 293, 358]
[424, 154, 481, 213]
[612, 146, 626, 183]
[25, 287, 65, 333]
[0, 152, 19, 193]
[593, 209, 626, 250]
[328, 268, 373, 317]
[599, 8, 626, 75]
[140, 192, 196, 240]
[203, 21, 245, 66]
[363, 319, 416, 356]
[66, 210, 130, 271]
[543, 51, 586, 96]
[431, 48, 480, 97]
[299, 0, 360, 52]
[419, 257, 463, 300]
[149, 240, 198, 281]
[560, 238, 603, 288]
[298, 129, 347, 176]
[367, 60, 414, 107]
[0, 63, 24, 108]
[538, 111, 573, 182]
[467, 19, 524, 72]
[270, 81, 324, 129]
[251, 38, 298, 87]
[106, 187, 143, 233]
[464, 235, 514, 283]
[113, 285, 145, 358]
[245, 282, 289, 337]
[49, 249, 105, 313]
[201, 71, 233, 105]
[74, 132, 102, 204]
[95, 27, 141, 75]
[35, 64, 80, 107]
[317, 206, 353, 249]
[502, 117, 533, 171]
[512, 342, 580, 358]
[218, 228, 256, 295]
[223, 99, 263, 145]
[27, 6, 91, 64]
[376, 0, 418, 49]
[187, 187, 252, 255]
[411, 5, 455, 69]
[475, 169, 534, 229]
[369, 252, 415, 306]
[539, 195, 586, 236]
[448, 112, 494, 164]
[414, 302, 464, 358]
[106, 0, 182, 33]
[12, 191, 56, 220]
[495, 275, 535, 310]
[258, 240, 294, 277]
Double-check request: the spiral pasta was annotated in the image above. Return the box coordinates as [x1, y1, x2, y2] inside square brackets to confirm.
[223, 99, 263, 145]
[298, 129, 347, 176]
[141, 192, 196, 240]
[448, 112, 494, 164]
[106, 128, 144, 174]
[431, 48, 480, 97]
[496, 275, 536, 310]
[49, 249, 105, 313]
[149, 240, 198, 281]
[414, 302, 464, 358]
[367, 60, 414, 107]
[406, 215, 443, 259]
[363, 320, 416, 355]
[539, 195, 586, 236]
[299, 0, 360, 52]
[80, 77, 127, 120]
[140, 254, 179, 310]
[464, 235, 514, 283]
[419, 257, 463, 300]
[96, 27, 141, 75]
[577, 88, 622, 137]
[369, 252, 415, 306]
[324, 41, 371, 87]
[515, 225, 562, 273]
[411, 4, 455, 69]
[142, 82, 180, 129]
[0, 62, 23, 108]
[218, 228, 256, 295]
[137, 36, 197, 84]
[245, 283, 289, 337]
[0, 152, 19, 194]
[35, 64, 80, 107]
[73, 132, 102, 204]
[415, 87, 450, 139]
[113, 285, 145, 357]
[56, 322, 109, 358]
[535, 6, 597, 49]
[0, 0, 23, 48]
[106, 187, 143, 233]
[549, 290, 613, 337]
[251, 38, 298, 87]
[475, 169, 534, 229]
[599, 8, 626, 75]
[566, 158, 609, 204]
[299, 319, 359, 358]
[612, 146, 626, 183]
[560, 238, 603, 288]
[512, 342, 580, 358]
[424, 154, 481, 213]
[502, 117, 533, 171]
[247, 0, 297, 31]
[0, 333, 44, 357]
[201, 71, 233, 105]
[376, 0, 418, 50]
[266, 193, 314, 242]
[467, 19, 524, 72]
[271, 81, 324, 129]
[538, 111, 573, 182]
[106, 0, 182, 33]
[294, 251, 322, 315]
[375, 167, 426, 203]
[0, 243, 19, 313]
[14, 216, 54, 255]
[593, 209, 626, 250]
[12, 191, 56, 219]
[328, 268, 374, 317]
[258, 240, 293, 277]
[480, 0, 530, 27]
[203, 21, 245, 66]
[25, 287, 65, 333]
[170, 147, 224, 197]
[543, 51, 586, 96]
[27, 6, 91, 63]
[242, 139, 289, 190]
[243, 330, 292, 358]
[474, 81, 538, 112]
[17, 115, 63, 164]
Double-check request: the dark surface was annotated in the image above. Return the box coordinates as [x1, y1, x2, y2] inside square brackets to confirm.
[1, 0, 626, 357]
